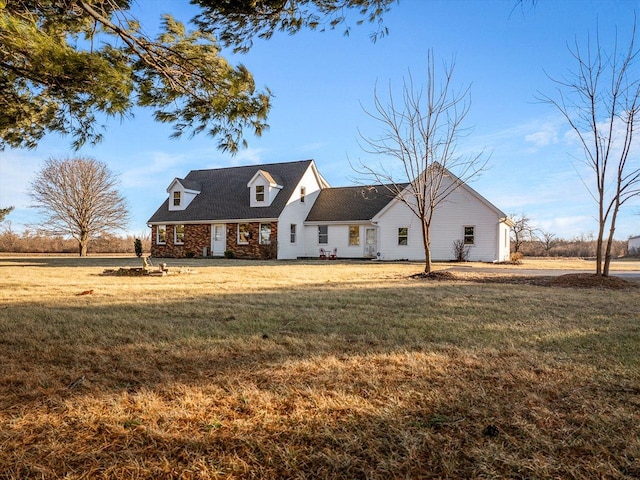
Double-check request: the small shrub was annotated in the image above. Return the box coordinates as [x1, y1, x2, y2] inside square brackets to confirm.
[134, 238, 143, 257]
[261, 239, 278, 259]
[510, 252, 523, 264]
[224, 250, 234, 259]
[452, 239, 471, 262]
[185, 251, 196, 258]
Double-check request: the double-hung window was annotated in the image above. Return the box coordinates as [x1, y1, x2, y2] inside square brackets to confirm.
[348, 226, 360, 246]
[464, 226, 475, 245]
[259, 223, 271, 244]
[238, 223, 250, 244]
[157, 225, 167, 244]
[173, 191, 181, 206]
[290, 224, 297, 244]
[398, 227, 408, 246]
[256, 185, 265, 202]
[318, 225, 328, 244]
[174, 224, 185, 244]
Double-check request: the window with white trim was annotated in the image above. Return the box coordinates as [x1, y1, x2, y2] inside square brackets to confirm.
[318, 225, 328, 244]
[238, 223, 250, 244]
[300, 186, 306, 203]
[398, 227, 408, 246]
[173, 191, 181, 206]
[348, 226, 360, 246]
[157, 225, 167, 244]
[290, 224, 296, 244]
[259, 223, 271, 245]
[464, 226, 475, 245]
[256, 185, 265, 202]
[174, 224, 185, 244]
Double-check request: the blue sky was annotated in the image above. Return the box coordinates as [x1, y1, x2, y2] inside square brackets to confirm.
[1, 0, 639, 240]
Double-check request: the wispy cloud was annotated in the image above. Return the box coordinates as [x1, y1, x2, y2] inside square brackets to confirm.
[524, 123, 560, 147]
[121, 151, 191, 189]
[226, 147, 266, 166]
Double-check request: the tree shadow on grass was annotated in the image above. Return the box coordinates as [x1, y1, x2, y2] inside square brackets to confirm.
[1, 283, 640, 478]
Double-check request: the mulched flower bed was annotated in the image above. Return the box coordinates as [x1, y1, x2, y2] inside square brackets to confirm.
[411, 271, 638, 289]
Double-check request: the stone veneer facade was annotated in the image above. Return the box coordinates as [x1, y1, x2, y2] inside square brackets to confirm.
[151, 222, 278, 259]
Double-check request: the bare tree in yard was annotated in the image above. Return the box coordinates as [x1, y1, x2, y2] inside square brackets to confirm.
[539, 21, 640, 276]
[29, 157, 130, 256]
[510, 213, 537, 253]
[356, 51, 487, 275]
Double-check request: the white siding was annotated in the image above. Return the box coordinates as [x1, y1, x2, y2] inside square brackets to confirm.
[302, 223, 373, 259]
[629, 236, 640, 255]
[375, 180, 505, 262]
[497, 221, 511, 262]
[277, 164, 325, 259]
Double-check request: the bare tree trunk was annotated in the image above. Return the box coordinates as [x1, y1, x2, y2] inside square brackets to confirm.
[79, 232, 89, 257]
[594, 184, 606, 275]
[603, 198, 621, 276]
[595, 221, 604, 275]
[422, 220, 432, 274]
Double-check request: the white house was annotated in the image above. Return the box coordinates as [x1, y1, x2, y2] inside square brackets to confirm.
[147, 159, 511, 262]
[629, 235, 640, 255]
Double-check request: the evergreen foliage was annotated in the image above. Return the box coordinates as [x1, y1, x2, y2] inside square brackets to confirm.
[0, 206, 13, 223]
[0, 1, 391, 151]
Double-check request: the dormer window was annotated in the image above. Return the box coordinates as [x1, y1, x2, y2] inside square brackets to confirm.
[247, 169, 283, 207]
[167, 178, 200, 211]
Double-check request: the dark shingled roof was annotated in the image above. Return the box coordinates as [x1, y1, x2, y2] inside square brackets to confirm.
[148, 160, 313, 223]
[305, 184, 405, 222]
[175, 178, 202, 192]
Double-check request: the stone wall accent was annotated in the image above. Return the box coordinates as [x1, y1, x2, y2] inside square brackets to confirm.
[151, 222, 278, 259]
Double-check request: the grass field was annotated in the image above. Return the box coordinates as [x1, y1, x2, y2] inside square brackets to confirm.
[1, 256, 639, 479]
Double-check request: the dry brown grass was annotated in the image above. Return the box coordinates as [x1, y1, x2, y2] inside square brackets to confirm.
[1, 256, 639, 479]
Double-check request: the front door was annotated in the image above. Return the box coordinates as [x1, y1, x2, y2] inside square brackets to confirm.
[211, 224, 226, 256]
[365, 227, 377, 258]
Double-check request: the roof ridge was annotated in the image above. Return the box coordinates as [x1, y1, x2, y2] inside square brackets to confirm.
[324, 183, 408, 190]
[189, 159, 313, 174]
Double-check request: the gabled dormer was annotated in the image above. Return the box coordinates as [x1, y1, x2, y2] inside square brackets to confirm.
[247, 169, 283, 207]
[167, 178, 201, 211]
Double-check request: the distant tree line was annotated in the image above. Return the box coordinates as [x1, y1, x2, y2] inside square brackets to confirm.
[0, 226, 150, 255]
[509, 213, 632, 258]
[515, 236, 629, 259]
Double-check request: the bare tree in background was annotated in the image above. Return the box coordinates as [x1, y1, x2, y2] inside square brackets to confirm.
[539, 20, 640, 276]
[356, 51, 488, 275]
[29, 157, 130, 256]
[510, 213, 537, 253]
[537, 230, 558, 256]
